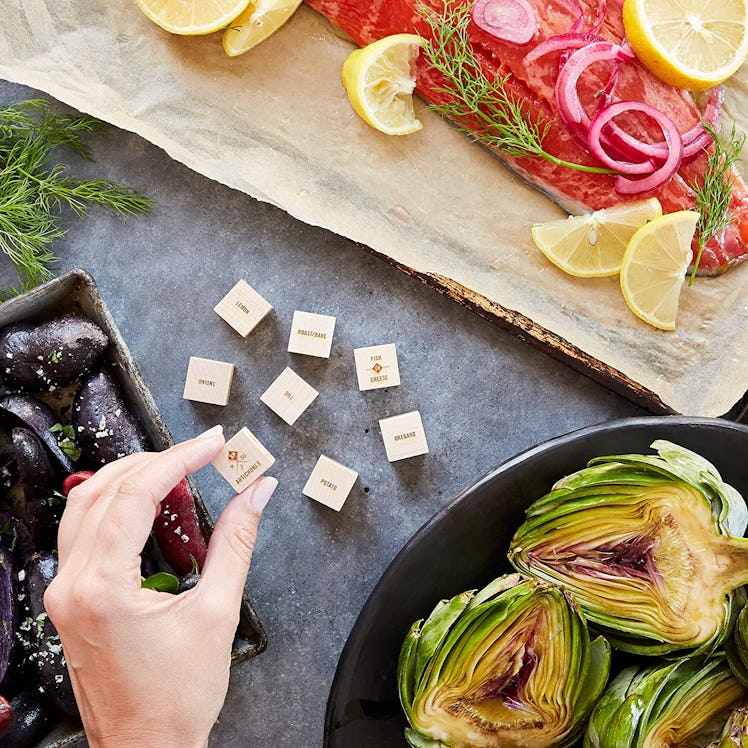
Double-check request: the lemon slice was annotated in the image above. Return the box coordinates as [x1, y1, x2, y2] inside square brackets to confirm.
[223, 0, 302, 56]
[136, 0, 251, 34]
[531, 198, 662, 277]
[620, 211, 699, 330]
[623, 0, 748, 90]
[342, 34, 424, 135]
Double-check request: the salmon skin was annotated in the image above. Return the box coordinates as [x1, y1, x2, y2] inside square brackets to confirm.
[305, 0, 748, 275]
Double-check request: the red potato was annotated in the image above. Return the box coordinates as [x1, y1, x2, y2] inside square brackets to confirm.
[61, 471, 95, 496]
[151, 479, 208, 576]
[57, 472, 208, 576]
[0, 695, 11, 733]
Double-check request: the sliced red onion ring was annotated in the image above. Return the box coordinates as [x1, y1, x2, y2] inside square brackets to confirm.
[604, 85, 723, 162]
[525, 33, 592, 64]
[586, 0, 607, 37]
[596, 55, 623, 109]
[471, 0, 538, 44]
[553, 0, 584, 31]
[703, 86, 725, 127]
[563, 0, 606, 65]
[589, 102, 683, 194]
[555, 41, 635, 127]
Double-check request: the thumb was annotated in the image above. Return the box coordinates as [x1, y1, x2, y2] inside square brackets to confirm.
[198, 476, 277, 612]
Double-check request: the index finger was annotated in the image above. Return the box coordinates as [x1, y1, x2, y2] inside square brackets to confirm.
[58, 452, 154, 568]
[89, 426, 225, 574]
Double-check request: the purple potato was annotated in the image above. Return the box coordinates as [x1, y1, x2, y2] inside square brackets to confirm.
[0, 315, 108, 392]
[177, 572, 199, 594]
[0, 457, 16, 501]
[0, 516, 33, 570]
[22, 553, 77, 718]
[0, 396, 74, 473]
[11, 430, 61, 550]
[0, 691, 51, 748]
[0, 548, 15, 685]
[140, 554, 161, 579]
[72, 368, 150, 467]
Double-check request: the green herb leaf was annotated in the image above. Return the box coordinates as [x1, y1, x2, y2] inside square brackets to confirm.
[48, 490, 67, 507]
[0, 99, 154, 298]
[50, 350, 59, 363]
[689, 123, 745, 284]
[189, 553, 201, 577]
[141, 572, 180, 594]
[50, 423, 81, 461]
[417, 1, 616, 176]
[50, 423, 75, 440]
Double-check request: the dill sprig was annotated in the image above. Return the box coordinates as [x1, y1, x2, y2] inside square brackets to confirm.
[0, 99, 154, 298]
[418, 1, 615, 175]
[689, 123, 745, 284]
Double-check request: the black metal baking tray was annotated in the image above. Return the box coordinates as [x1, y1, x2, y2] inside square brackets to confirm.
[0, 268, 267, 747]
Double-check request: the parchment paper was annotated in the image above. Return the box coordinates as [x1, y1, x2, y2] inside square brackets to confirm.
[1, 0, 747, 416]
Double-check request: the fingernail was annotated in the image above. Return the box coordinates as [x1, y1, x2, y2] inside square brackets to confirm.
[196, 424, 223, 440]
[250, 477, 278, 513]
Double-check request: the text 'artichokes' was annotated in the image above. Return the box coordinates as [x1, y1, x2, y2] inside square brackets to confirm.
[509, 441, 748, 655]
[397, 573, 610, 748]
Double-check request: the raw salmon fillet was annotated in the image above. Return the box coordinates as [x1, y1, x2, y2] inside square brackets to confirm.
[305, 0, 748, 275]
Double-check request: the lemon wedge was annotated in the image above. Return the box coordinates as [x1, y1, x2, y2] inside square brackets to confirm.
[342, 34, 424, 135]
[623, 0, 748, 90]
[531, 198, 662, 277]
[223, 0, 302, 56]
[620, 211, 699, 330]
[136, 0, 251, 34]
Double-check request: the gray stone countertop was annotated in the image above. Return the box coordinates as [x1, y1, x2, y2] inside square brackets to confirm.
[0, 80, 645, 746]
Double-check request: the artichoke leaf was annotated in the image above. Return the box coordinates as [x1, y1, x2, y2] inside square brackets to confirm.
[405, 727, 444, 748]
[415, 593, 473, 686]
[726, 602, 748, 688]
[399, 620, 422, 718]
[572, 636, 612, 727]
[510, 441, 748, 655]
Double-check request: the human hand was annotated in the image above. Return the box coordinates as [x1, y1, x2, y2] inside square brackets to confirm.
[44, 426, 277, 748]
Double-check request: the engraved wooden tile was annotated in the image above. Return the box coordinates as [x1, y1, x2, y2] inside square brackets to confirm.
[353, 343, 400, 391]
[287, 310, 336, 358]
[302, 454, 358, 511]
[214, 279, 273, 337]
[211, 427, 275, 492]
[379, 411, 429, 462]
[260, 367, 319, 425]
[182, 356, 235, 406]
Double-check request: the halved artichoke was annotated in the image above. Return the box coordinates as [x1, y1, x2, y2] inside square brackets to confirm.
[585, 655, 747, 747]
[398, 573, 610, 748]
[707, 706, 748, 747]
[509, 441, 748, 655]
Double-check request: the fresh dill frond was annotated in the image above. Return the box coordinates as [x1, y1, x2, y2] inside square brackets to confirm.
[417, 1, 615, 175]
[689, 123, 745, 284]
[0, 99, 154, 298]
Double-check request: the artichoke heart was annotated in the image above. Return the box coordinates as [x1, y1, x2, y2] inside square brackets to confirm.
[585, 655, 748, 748]
[398, 573, 610, 748]
[509, 441, 748, 655]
